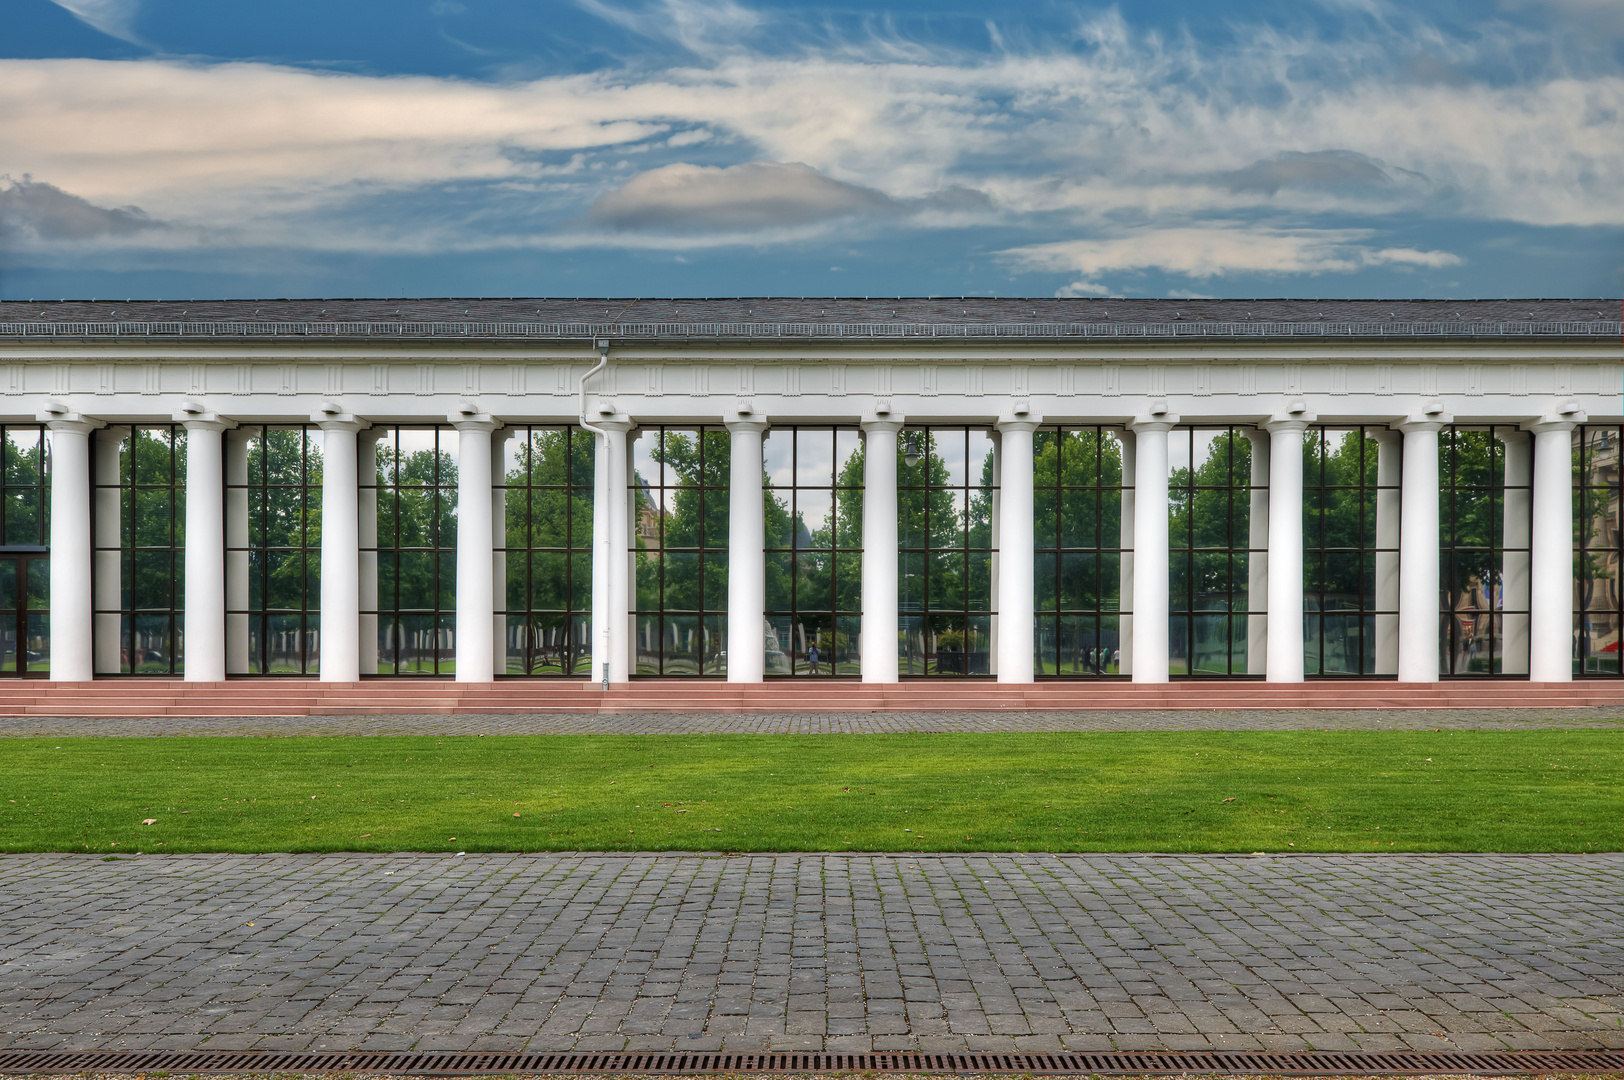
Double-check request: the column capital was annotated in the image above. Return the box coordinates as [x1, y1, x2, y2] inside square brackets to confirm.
[449, 403, 501, 431]
[995, 409, 1043, 431]
[1263, 410, 1315, 432]
[1393, 401, 1452, 432]
[1130, 400, 1178, 430]
[1524, 399, 1585, 432]
[723, 416, 770, 435]
[173, 402, 236, 431]
[592, 416, 636, 433]
[312, 403, 370, 432]
[861, 412, 906, 431]
[37, 406, 104, 434]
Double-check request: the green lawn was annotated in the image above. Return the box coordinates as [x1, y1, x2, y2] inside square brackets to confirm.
[1, 731, 1617, 854]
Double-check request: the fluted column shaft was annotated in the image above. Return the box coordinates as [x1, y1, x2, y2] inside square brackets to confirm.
[1529, 420, 1577, 681]
[725, 416, 770, 683]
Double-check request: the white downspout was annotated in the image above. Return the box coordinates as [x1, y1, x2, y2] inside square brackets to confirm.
[578, 338, 612, 690]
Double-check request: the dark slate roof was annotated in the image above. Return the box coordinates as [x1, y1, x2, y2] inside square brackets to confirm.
[0, 297, 1617, 341]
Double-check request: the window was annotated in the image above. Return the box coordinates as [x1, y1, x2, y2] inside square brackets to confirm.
[228, 426, 321, 675]
[764, 426, 862, 676]
[1034, 426, 1127, 677]
[1439, 426, 1531, 676]
[1168, 427, 1262, 677]
[498, 425, 594, 675]
[1303, 427, 1399, 676]
[0, 425, 49, 677]
[364, 426, 458, 675]
[1575, 424, 1621, 675]
[898, 426, 995, 675]
[632, 426, 729, 676]
[94, 425, 186, 674]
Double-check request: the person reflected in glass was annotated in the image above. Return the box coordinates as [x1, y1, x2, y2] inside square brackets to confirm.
[807, 643, 821, 675]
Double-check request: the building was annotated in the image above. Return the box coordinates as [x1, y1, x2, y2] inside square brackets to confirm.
[0, 296, 1618, 688]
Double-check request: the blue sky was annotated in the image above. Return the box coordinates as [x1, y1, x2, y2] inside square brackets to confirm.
[1, 0, 1621, 301]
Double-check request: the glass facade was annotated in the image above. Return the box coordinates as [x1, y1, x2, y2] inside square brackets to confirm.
[228, 426, 322, 675]
[1439, 426, 1531, 676]
[1575, 424, 1621, 675]
[1303, 427, 1399, 676]
[764, 426, 863, 676]
[632, 426, 730, 675]
[498, 425, 595, 676]
[1168, 427, 1262, 676]
[0, 425, 49, 676]
[364, 426, 458, 675]
[1033, 426, 1127, 677]
[94, 425, 187, 674]
[898, 426, 996, 676]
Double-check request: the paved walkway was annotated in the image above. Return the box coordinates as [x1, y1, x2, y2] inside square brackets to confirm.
[2, 708, 1619, 737]
[1, 853, 1617, 1055]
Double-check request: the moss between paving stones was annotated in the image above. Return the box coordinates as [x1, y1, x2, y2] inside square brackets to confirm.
[0, 730, 1617, 854]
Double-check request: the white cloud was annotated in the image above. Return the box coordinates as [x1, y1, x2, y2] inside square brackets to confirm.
[1002, 226, 1461, 279]
[49, 0, 144, 45]
[1055, 280, 1110, 297]
[589, 161, 891, 231]
[0, 7, 1618, 255]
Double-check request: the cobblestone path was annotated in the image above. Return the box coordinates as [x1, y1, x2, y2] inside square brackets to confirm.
[1, 708, 1618, 738]
[1, 853, 1617, 1054]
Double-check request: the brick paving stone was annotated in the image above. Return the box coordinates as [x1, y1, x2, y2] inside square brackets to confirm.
[0, 708, 1618, 739]
[0, 853, 1618, 1053]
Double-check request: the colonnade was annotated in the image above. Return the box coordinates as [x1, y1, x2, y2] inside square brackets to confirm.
[37, 399, 1583, 684]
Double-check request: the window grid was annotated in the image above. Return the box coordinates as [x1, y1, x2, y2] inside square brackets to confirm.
[764, 426, 863, 677]
[498, 425, 595, 676]
[897, 425, 996, 676]
[364, 426, 458, 676]
[1439, 426, 1531, 676]
[632, 426, 730, 676]
[1034, 426, 1128, 678]
[93, 425, 186, 675]
[1575, 424, 1621, 676]
[0, 425, 49, 678]
[228, 426, 322, 675]
[1168, 426, 1263, 677]
[1304, 427, 1399, 677]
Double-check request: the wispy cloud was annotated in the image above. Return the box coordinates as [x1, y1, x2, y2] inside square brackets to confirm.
[49, 0, 145, 45]
[1001, 226, 1462, 280]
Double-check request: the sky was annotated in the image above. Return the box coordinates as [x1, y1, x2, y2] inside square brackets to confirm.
[1, 0, 1621, 301]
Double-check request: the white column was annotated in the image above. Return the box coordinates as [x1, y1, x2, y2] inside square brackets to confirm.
[358, 430, 381, 677]
[492, 431, 511, 677]
[1264, 417, 1309, 682]
[1129, 410, 1176, 683]
[1529, 417, 1579, 682]
[1242, 430, 1270, 675]
[1373, 431, 1402, 675]
[986, 433, 1001, 676]
[318, 415, 366, 682]
[180, 411, 233, 682]
[599, 418, 634, 683]
[225, 427, 253, 675]
[725, 412, 770, 683]
[1498, 430, 1532, 675]
[1396, 415, 1446, 683]
[93, 426, 127, 674]
[452, 413, 500, 683]
[589, 428, 611, 684]
[1116, 429, 1134, 676]
[42, 412, 101, 682]
[995, 415, 1039, 683]
[860, 414, 904, 683]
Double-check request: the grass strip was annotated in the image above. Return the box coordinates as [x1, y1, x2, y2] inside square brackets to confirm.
[1, 730, 1617, 854]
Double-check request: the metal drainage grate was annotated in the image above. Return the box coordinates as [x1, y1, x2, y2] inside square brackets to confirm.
[0, 1049, 1618, 1075]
